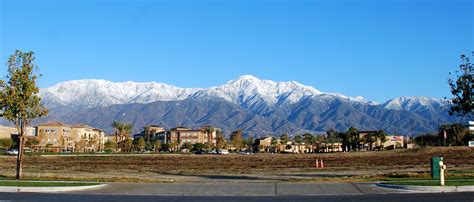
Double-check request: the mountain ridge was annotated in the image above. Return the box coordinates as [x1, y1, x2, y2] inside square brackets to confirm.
[40, 75, 441, 109]
[28, 75, 457, 136]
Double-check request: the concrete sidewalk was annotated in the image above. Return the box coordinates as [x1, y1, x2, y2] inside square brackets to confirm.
[377, 183, 474, 193]
[72, 182, 404, 196]
[0, 184, 107, 193]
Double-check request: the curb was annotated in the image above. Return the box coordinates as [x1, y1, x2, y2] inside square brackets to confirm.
[0, 184, 107, 193]
[376, 183, 474, 192]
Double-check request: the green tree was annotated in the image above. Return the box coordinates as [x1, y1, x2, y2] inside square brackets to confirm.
[230, 130, 244, 151]
[181, 142, 193, 151]
[346, 127, 360, 151]
[415, 134, 443, 147]
[121, 123, 133, 150]
[161, 143, 170, 152]
[440, 123, 467, 146]
[376, 130, 388, 149]
[192, 143, 206, 152]
[25, 138, 39, 149]
[326, 129, 341, 152]
[123, 138, 133, 152]
[293, 135, 303, 152]
[145, 141, 153, 151]
[137, 137, 145, 151]
[203, 127, 215, 144]
[245, 136, 254, 151]
[0, 138, 13, 149]
[110, 121, 133, 152]
[280, 133, 289, 146]
[364, 133, 376, 150]
[104, 140, 117, 152]
[303, 133, 315, 153]
[216, 130, 226, 150]
[89, 136, 98, 151]
[448, 53, 473, 117]
[271, 137, 279, 152]
[111, 121, 123, 148]
[0, 50, 48, 179]
[154, 140, 162, 152]
[75, 137, 87, 152]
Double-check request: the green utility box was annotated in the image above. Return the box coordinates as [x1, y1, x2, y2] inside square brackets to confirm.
[431, 157, 443, 180]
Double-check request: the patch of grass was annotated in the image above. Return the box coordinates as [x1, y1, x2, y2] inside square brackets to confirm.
[383, 180, 474, 186]
[449, 169, 474, 174]
[0, 180, 99, 187]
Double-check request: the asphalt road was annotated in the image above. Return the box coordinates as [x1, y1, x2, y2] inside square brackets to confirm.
[1, 192, 473, 202]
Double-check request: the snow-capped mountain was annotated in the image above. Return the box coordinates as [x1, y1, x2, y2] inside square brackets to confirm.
[189, 75, 322, 107]
[30, 75, 455, 135]
[40, 75, 372, 109]
[382, 96, 448, 111]
[40, 79, 201, 108]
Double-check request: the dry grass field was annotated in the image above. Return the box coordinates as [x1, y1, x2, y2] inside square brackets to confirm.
[0, 147, 473, 183]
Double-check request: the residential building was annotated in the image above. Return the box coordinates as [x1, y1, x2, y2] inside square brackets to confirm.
[36, 121, 74, 152]
[0, 125, 36, 139]
[142, 125, 165, 142]
[283, 141, 309, 153]
[0, 125, 19, 139]
[254, 136, 273, 152]
[156, 126, 220, 150]
[71, 124, 105, 152]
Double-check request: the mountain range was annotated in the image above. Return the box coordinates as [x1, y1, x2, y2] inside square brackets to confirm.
[8, 75, 458, 136]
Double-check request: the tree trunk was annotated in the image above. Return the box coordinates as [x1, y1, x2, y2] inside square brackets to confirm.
[16, 125, 25, 179]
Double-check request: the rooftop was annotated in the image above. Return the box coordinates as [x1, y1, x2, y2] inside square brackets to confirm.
[36, 121, 72, 127]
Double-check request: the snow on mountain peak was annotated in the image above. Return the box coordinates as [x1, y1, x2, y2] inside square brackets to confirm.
[39, 75, 384, 108]
[199, 75, 323, 105]
[40, 79, 201, 108]
[382, 96, 446, 111]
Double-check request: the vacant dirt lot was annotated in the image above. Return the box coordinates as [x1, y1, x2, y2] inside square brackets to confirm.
[1, 147, 473, 182]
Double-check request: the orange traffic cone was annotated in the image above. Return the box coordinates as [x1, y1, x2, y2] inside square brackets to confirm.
[320, 158, 324, 168]
[315, 159, 319, 168]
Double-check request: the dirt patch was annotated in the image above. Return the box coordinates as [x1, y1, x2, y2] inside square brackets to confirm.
[1, 147, 473, 182]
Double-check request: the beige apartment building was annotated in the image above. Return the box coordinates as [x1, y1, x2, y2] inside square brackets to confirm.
[36, 121, 75, 152]
[34, 121, 105, 152]
[72, 124, 105, 152]
[156, 126, 220, 150]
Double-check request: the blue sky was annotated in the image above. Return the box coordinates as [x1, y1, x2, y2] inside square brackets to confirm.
[0, 0, 472, 103]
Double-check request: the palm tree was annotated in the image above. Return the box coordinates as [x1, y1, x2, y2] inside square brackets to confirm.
[293, 135, 303, 153]
[280, 134, 289, 146]
[203, 127, 215, 145]
[347, 127, 360, 151]
[336, 132, 350, 152]
[326, 129, 340, 152]
[111, 121, 123, 148]
[376, 130, 388, 150]
[121, 123, 133, 151]
[89, 135, 98, 152]
[364, 133, 376, 151]
[271, 137, 278, 152]
[313, 135, 326, 152]
[303, 133, 315, 153]
[216, 130, 226, 150]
